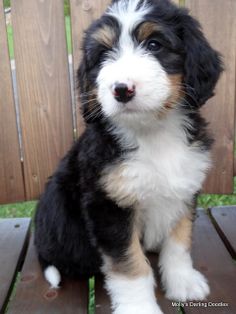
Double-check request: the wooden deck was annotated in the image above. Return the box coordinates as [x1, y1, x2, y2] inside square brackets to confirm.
[0, 207, 235, 314]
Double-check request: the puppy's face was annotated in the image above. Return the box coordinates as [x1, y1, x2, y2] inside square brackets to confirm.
[96, 1, 184, 119]
[79, 0, 222, 123]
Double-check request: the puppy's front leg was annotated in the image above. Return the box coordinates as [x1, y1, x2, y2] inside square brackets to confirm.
[159, 214, 210, 301]
[103, 231, 163, 314]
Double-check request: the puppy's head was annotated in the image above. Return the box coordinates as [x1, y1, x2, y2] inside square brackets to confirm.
[78, 0, 223, 124]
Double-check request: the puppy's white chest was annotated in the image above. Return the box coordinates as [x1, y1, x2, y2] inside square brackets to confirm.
[101, 115, 210, 248]
[123, 130, 209, 203]
[125, 132, 209, 249]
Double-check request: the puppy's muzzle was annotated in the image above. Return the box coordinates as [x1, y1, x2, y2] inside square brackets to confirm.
[113, 82, 136, 103]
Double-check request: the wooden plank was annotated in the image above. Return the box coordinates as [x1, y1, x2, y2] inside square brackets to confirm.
[95, 257, 178, 314]
[210, 206, 236, 259]
[185, 0, 236, 194]
[184, 210, 236, 313]
[0, 218, 31, 314]
[70, 0, 111, 136]
[7, 237, 89, 314]
[11, 0, 74, 200]
[0, 1, 25, 204]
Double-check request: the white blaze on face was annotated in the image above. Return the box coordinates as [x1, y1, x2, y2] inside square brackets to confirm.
[108, 0, 151, 50]
[97, 0, 172, 119]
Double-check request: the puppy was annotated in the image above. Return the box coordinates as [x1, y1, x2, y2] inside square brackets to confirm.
[35, 0, 222, 313]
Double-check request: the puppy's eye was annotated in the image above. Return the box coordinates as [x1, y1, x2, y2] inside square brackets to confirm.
[146, 39, 162, 52]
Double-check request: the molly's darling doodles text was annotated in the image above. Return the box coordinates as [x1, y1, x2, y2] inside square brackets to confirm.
[172, 301, 229, 308]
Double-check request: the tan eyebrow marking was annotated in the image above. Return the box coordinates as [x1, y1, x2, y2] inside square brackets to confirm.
[137, 21, 160, 42]
[92, 25, 117, 48]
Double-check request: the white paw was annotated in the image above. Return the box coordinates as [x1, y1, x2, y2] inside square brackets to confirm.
[164, 268, 210, 301]
[113, 302, 164, 314]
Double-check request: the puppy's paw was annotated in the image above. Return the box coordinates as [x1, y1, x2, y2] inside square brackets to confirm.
[165, 268, 210, 301]
[113, 302, 164, 314]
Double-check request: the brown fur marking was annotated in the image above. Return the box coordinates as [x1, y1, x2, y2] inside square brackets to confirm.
[137, 22, 160, 42]
[159, 74, 183, 118]
[100, 163, 139, 208]
[104, 231, 150, 278]
[170, 214, 193, 250]
[166, 74, 183, 109]
[92, 25, 116, 48]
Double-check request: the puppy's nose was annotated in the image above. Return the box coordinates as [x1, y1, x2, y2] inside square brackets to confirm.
[113, 83, 135, 103]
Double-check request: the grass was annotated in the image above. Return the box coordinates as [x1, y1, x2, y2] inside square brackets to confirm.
[3, 0, 10, 8]
[89, 278, 95, 314]
[198, 193, 236, 208]
[198, 177, 236, 208]
[65, 15, 72, 55]
[0, 200, 37, 218]
[6, 23, 14, 60]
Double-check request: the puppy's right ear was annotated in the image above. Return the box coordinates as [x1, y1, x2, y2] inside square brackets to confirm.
[77, 54, 100, 124]
[77, 56, 89, 122]
[78, 55, 87, 95]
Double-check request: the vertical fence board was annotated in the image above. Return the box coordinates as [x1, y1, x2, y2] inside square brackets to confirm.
[70, 0, 111, 136]
[11, 0, 74, 200]
[0, 1, 25, 204]
[185, 0, 236, 194]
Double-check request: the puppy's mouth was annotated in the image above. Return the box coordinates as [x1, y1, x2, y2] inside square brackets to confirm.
[118, 103, 140, 114]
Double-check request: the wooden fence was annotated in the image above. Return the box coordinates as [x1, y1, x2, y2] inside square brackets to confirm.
[0, 0, 236, 204]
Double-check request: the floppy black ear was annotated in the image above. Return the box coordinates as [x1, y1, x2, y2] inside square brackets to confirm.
[77, 54, 101, 124]
[181, 12, 223, 107]
[77, 57, 91, 123]
[77, 57, 88, 122]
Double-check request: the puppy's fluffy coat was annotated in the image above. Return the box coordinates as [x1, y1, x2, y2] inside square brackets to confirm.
[35, 0, 222, 313]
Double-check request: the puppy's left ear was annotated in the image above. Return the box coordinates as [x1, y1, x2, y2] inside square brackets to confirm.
[181, 12, 223, 107]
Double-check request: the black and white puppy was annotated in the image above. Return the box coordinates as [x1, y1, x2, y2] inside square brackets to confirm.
[35, 0, 222, 313]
